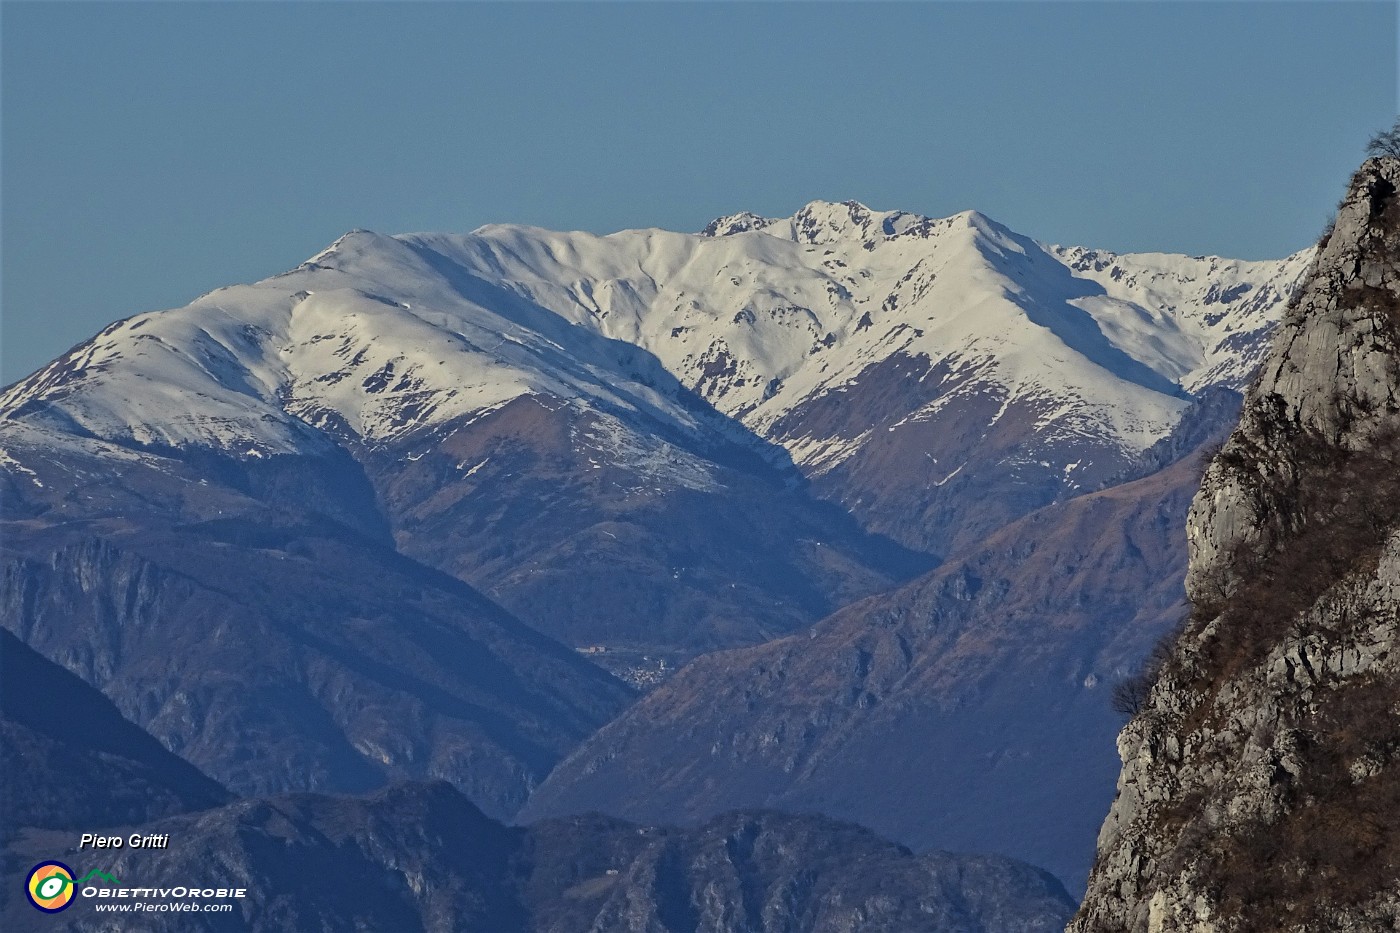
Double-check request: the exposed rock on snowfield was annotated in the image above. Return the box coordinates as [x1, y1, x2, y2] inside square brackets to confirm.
[1072, 158, 1400, 932]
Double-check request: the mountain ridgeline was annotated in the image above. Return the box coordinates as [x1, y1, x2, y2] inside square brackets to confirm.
[3, 784, 1076, 933]
[0, 637, 1076, 933]
[519, 438, 1226, 893]
[2, 197, 1316, 913]
[1072, 158, 1400, 931]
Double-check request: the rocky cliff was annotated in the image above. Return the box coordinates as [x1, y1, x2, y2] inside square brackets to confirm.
[1071, 158, 1400, 931]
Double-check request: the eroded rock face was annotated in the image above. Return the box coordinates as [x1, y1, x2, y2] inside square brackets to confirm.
[1072, 159, 1400, 932]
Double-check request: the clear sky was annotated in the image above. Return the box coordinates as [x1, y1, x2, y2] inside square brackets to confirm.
[3, 1, 1396, 382]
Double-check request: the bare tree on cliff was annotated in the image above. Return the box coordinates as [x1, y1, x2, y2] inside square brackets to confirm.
[1366, 118, 1400, 158]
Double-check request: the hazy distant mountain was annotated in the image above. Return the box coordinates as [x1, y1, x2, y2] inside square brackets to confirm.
[1, 202, 1307, 657]
[0, 627, 230, 831]
[520, 416, 1231, 893]
[0, 629, 1072, 933]
[1, 648, 1073, 933]
[1, 512, 632, 818]
[3, 781, 1075, 933]
[0, 201, 1309, 891]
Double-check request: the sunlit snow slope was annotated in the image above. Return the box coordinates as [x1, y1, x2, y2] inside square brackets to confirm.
[0, 199, 1312, 847]
[4, 202, 1308, 555]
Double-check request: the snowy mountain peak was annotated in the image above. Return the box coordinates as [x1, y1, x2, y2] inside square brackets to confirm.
[700, 211, 773, 238]
[302, 228, 377, 264]
[949, 208, 1011, 239]
[298, 228, 420, 275]
[698, 200, 1017, 250]
[757, 199, 933, 246]
[1, 205, 1313, 520]
[788, 199, 881, 244]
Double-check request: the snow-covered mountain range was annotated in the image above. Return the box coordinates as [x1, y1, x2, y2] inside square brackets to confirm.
[3, 200, 1309, 553]
[0, 200, 1313, 879]
[7, 200, 1308, 455]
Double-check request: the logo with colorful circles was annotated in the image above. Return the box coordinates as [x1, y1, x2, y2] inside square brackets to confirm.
[26, 861, 77, 913]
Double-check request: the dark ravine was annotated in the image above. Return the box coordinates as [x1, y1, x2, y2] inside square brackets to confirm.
[1071, 158, 1400, 932]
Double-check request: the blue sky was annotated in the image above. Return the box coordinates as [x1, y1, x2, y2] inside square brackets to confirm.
[3, 1, 1396, 382]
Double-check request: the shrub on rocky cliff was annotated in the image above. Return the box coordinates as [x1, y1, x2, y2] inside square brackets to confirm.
[1365, 118, 1400, 158]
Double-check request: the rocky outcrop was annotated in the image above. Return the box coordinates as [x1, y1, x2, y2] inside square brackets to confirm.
[1072, 158, 1400, 932]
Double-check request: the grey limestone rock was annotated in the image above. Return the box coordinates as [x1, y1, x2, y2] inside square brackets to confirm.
[1073, 158, 1400, 933]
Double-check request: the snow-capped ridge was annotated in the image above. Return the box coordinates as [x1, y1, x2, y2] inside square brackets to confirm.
[699, 212, 774, 238]
[1, 204, 1311, 496]
[698, 201, 1018, 249]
